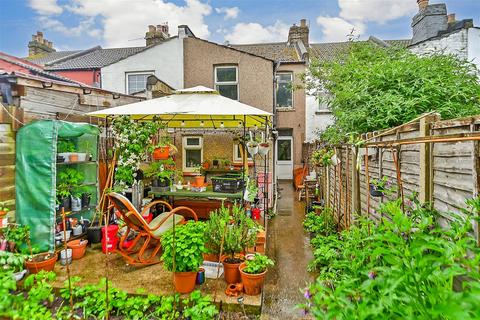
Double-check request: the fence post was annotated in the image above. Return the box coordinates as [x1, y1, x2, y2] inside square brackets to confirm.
[419, 113, 440, 204]
[351, 146, 361, 215]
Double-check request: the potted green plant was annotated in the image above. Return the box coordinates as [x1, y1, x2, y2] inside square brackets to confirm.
[150, 135, 177, 160]
[220, 205, 257, 284]
[57, 139, 75, 162]
[204, 206, 230, 262]
[369, 176, 396, 198]
[144, 161, 175, 191]
[3, 225, 30, 252]
[239, 253, 274, 295]
[161, 221, 207, 294]
[57, 168, 84, 211]
[0, 251, 27, 281]
[56, 183, 71, 211]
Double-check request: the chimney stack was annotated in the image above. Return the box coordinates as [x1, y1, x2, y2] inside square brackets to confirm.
[411, 2, 448, 45]
[447, 13, 456, 24]
[288, 19, 309, 46]
[28, 31, 56, 56]
[145, 23, 170, 46]
[417, 0, 429, 11]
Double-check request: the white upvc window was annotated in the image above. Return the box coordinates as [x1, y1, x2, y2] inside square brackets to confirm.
[126, 71, 154, 94]
[215, 66, 238, 100]
[233, 143, 252, 162]
[182, 136, 203, 172]
[276, 72, 293, 108]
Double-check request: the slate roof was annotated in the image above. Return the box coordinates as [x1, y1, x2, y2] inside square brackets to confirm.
[44, 46, 147, 70]
[230, 42, 300, 62]
[26, 50, 83, 65]
[231, 39, 411, 63]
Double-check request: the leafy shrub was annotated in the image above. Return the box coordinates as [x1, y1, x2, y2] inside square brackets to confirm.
[305, 42, 480, 143]
[301, 198, 480, 319]
[161, 220, 207, 272]
[303, 208, 336, 236]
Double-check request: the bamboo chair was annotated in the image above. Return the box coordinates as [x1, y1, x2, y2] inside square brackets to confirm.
[107, 192, 198, 266]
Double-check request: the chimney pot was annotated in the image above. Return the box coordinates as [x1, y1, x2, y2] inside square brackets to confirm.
[447, 13, 456, 24]
[417, 0, 429, 10]
[148, 25, 155, 32]
[300, 19, 307, 27]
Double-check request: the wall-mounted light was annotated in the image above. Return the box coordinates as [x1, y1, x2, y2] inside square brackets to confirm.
[83, 88, 92, 94]
[42, 81, 53, 88]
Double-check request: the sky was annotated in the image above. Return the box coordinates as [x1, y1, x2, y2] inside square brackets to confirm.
[0, 0, 479, 57]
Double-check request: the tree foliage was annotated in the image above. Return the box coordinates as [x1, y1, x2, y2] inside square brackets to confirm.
[305, 42, 480, 143]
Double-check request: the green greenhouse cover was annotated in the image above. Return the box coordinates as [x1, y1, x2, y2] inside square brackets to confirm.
[16, 120, 99, 252]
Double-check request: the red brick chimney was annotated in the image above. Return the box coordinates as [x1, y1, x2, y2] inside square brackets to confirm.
[447, 13, 456, 24]
[417, 0, 429, 10]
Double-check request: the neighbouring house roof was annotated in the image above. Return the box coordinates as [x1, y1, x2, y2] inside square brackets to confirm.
[309, 39, 411, 61]
[232, 38, 412, 63]
[0, 51, 81, 84]
[230, 42, 300, 62]
[26, 50, 84, 65]
[44, 46, 148, 70]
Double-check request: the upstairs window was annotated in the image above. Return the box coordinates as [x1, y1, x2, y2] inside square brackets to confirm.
[215, 66, 238, 100]
[126, 72, 153, 94]
[276, 72, 293, 108]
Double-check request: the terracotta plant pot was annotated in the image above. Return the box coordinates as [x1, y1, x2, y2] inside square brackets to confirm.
[25, 252, 57, 274]
[69, 153, 79, 162]
[193, 175, 205, 187]
[239, 262, 267, 295]
[173, 271, 197, 294]
[221, 255, 244, 284]
[67, 239, 88, 260]
[203, 252, 220, 262]
[152, 146, 170, 160]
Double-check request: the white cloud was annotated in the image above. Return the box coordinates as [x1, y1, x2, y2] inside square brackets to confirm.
[316, 16, 365, 42]
[28, 0, 63, 15]
[38, 16, 101, 38]
[225, 20, 289, 44]
[316, 0, 417, 42]
[29, 0, 213, 47]
[338, 0, 417, 24]
[215, 7, 239, 20]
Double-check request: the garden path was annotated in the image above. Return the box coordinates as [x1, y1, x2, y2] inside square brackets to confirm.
[262, 181, 314, 319]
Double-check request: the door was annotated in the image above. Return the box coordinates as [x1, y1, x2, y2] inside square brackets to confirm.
[276, 136, 293, 179]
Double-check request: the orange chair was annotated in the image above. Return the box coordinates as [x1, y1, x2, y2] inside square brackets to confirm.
[107, 193, 198, 266]
[294, 166, 308, 201]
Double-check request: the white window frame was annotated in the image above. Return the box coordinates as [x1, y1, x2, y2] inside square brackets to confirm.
[214, 66, 239, 100]
[125, 71, 154, 95]
[276, 72, 294, 108]
[233, 143, 252, 162]
[182, 136, 203, 172]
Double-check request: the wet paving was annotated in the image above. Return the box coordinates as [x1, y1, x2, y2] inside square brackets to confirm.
[262, 181, 315, 319]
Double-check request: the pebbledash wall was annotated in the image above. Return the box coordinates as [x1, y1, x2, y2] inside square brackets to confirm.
[410, 27, 480, 69]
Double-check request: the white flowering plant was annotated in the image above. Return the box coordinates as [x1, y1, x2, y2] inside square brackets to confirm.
[111, 116, 162, 189]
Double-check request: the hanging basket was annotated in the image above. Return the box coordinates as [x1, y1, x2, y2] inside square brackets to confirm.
[258, 143, 270, 156]
[152, 146, 170, 160]
[247, 142, 258, 156]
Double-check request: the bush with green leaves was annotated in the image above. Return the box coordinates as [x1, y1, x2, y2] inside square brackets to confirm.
[243, 253, 274, 274]
[204, 205, 230, 255]
[303, 208, 336, 236]
[161, 220, 207, 272]
[0, 251, 25, 272]
[301, 197, 480, 319]
[222, 204, 258, 261]
[305, 41, 480, 144]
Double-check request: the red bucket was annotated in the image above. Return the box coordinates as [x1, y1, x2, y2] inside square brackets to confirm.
[252, 208, 261, 220]
[101, 225, 119, 253]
